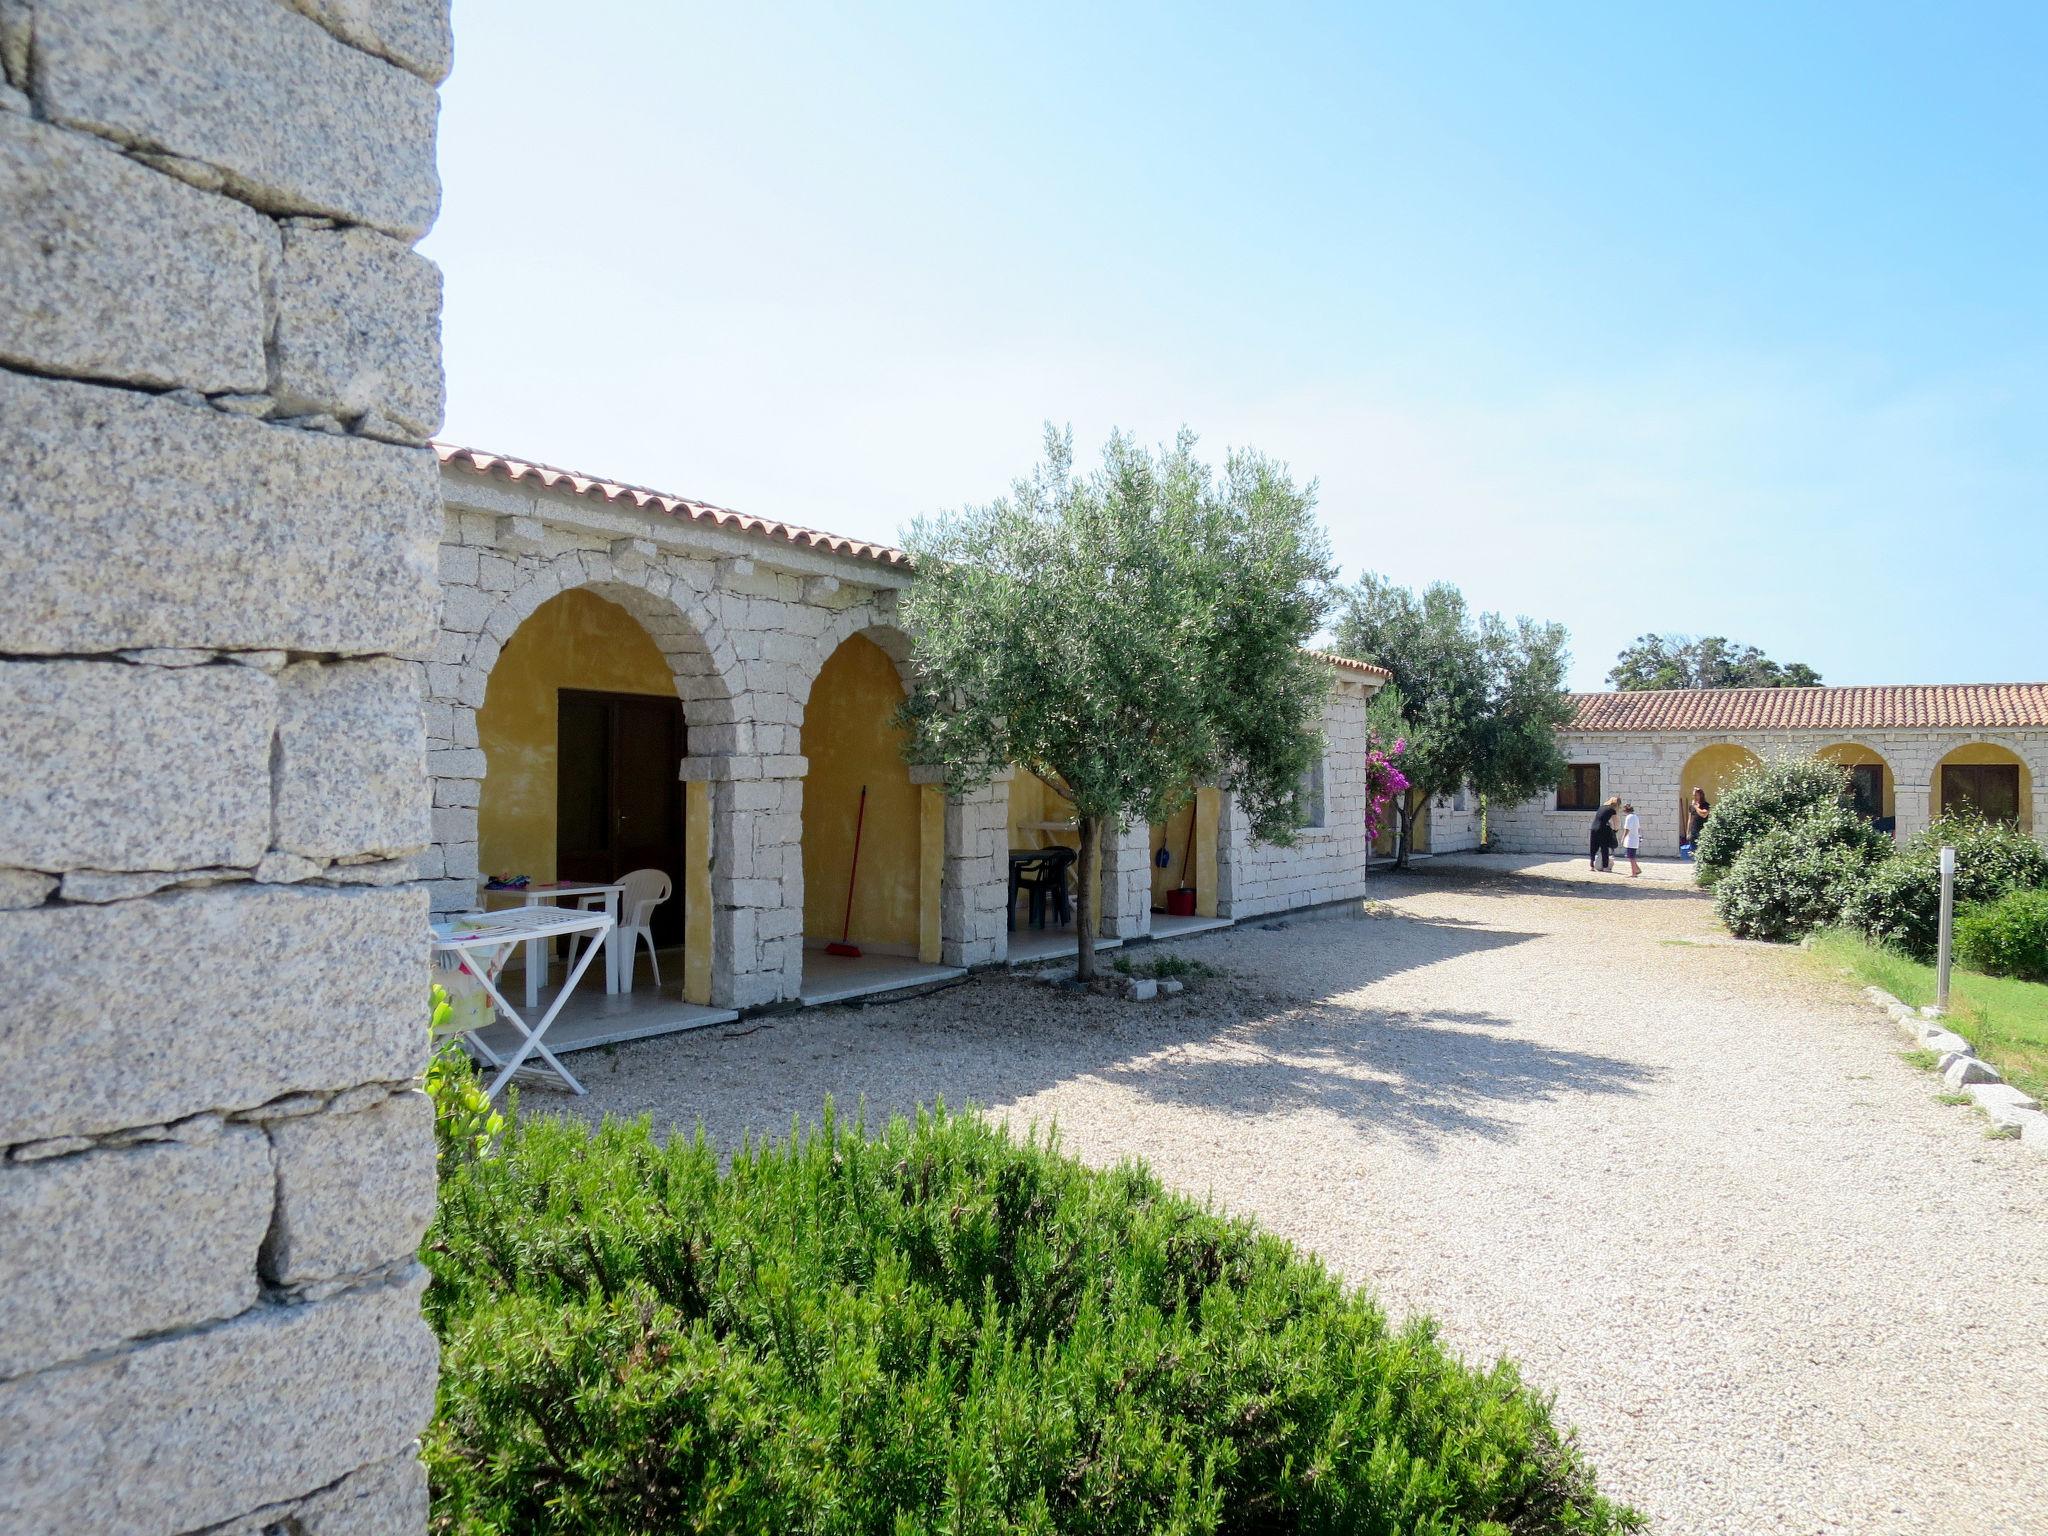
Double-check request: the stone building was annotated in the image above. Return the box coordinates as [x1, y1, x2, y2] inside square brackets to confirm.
[424, 446, 1390, 1031]
[1487, 686, 2048, 856]
[1, 1, 452, 1530]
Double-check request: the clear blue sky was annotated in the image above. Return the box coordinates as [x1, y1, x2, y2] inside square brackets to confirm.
[424, 3, 2046, 690]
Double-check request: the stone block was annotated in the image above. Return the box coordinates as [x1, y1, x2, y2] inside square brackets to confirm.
[438, 580, 493, 633]
[34, 0, 441, 239]
[430, 805, 477, 845]
[274, 659, 431, 861]
[0, 868, 55, 908]
[261, 1091, 434, 1286]
[0, 113, 272, 392]
[272, 224, 444, 438]
[0, 1128, 271, 1378]
[0, 1268, 436, 1536]
[1967, 1081, 2040, 1134]
[0, 372, 439, 654]
[283, 0, 452, 84]
[1921, 1026, 1974, 1057]
[206, 1449, 428, 1536]
[1941, 1053, 2001, 1089]
[0, 660, 274, 872]
[0, 883, 427, 1143]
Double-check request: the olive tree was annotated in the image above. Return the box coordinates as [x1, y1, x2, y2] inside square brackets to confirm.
[1333, 575, 1571, 867]
[897, 426, 1336, 979]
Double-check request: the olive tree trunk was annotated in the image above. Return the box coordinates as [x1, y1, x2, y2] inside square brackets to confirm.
[1074, 814, 1100, 980]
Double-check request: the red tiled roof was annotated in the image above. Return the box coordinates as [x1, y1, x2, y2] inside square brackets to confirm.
[1309, 648, 1394, 681]
[434, 443, 911, 568]
[1567, 686, 2048, 733]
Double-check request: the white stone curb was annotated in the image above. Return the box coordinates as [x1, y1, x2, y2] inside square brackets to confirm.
[1864, 986, 2047, 1149]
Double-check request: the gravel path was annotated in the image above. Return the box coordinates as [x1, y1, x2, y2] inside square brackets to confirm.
[541, 854, 2048, 1534]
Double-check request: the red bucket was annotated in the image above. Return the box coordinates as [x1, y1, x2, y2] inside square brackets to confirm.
[1164, 888, 1198, 918]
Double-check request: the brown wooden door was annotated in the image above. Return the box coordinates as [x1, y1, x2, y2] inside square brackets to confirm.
[1941, 763, 2020, 824]
[557, 690, 685, 945]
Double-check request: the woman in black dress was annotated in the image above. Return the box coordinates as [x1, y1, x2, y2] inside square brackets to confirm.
[1590, 796, 1620, 872]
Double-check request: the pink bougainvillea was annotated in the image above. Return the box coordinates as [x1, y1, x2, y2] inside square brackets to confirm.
[1363, 734, 1410, 845]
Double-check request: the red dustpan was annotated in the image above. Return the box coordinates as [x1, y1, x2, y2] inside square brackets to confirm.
[825, 785, 868, 957]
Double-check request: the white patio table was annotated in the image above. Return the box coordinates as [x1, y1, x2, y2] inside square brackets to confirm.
[483, 880, 626, 1008]
[431, 906, 613, 1098]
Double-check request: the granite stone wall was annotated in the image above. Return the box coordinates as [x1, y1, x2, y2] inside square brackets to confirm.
[1215, 673, 1378, 918]
[1488, 729, 2048, 856]
[0, 2, 450, 1529]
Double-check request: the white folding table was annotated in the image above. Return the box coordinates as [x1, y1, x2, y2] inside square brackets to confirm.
[431, 906, 614, 1098]
[483, 881, 626, 1007]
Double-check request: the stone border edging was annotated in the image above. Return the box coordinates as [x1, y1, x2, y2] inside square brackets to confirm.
[1861, 986, 2048, 1152]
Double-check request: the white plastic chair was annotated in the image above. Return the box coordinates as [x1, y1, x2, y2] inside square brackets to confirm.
[569, 868, 673, 992]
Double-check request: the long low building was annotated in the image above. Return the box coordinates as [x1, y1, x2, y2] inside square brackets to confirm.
[1485, 685, 2048, 856]
[418, 444, 1388, 1030]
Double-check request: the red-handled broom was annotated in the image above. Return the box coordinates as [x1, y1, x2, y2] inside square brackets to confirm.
[825, 785, 868, 957]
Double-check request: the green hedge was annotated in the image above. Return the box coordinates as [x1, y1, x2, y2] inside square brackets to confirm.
[1712, 805, 1890, 942]
[1842, 814, 2048, 960]
[1693, 756, 1855, 885]
[1955, 888, 2048, 983]
[424, 1106, 1640, 1535]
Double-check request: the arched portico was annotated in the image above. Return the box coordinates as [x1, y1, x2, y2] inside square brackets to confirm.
[1934, 741, 2032, 830]
[1677, 743, 1761, 850]
[1817, 742, 1896, 826]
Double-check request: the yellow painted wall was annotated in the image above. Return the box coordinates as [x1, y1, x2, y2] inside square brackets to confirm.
[476, 587, 676, 886]
[1004, 773, 1099, 932]
[1679, 744, 1761, 836]
[802, 634, 920, 948]
[1818, 743, 1897, 818]
[1935, 743, 2033, 830]
[1150, 789, 1220, 912]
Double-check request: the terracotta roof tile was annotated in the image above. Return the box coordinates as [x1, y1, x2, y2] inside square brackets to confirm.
[1308, 648, 1394, 681]
[1567, 685, 2048, 733]
[434, 443, 911, 568]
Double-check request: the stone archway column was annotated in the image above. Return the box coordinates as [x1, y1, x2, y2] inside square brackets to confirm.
[683, 753, 806, 1009]
[1098, 818, 1155, 939]
[1894, 784, 1932, 845]
[912, 767, 1012, 967]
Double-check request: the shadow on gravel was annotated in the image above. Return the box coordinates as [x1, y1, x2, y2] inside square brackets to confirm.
[547, 900, 1653, 1153]
[1093, 1001, 1655, 1148]
[1375, 865, 1710, 904]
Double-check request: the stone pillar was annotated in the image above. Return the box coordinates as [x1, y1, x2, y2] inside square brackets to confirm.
[930, 769, 1011, 967]
[688, 753, 806, 1008]
[683, 778, 715, 1004]
[0, 2, 452, 1530]
[1894, 784, 1933, 846]
[1099, 817, 1155, 939]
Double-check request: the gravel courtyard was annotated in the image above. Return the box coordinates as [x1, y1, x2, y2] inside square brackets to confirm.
[546, 855, 2048, 1534]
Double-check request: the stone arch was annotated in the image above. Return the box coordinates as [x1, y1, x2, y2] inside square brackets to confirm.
[420, 548, 744, 918]
[792, 609, 913, 722]
[1932, 739, 2032, 831]
[447, 552, 739, 722]
[1816, 740, 1896, 823]
[1677, 742, 1761, 850]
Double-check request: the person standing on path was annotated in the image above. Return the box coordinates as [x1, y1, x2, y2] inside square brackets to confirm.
[1590, 796, 1620, 872]
[1687, 787, 1712, 851]
[1621, 802, 1641, 876]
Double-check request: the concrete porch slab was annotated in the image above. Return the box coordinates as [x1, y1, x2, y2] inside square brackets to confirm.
[798, 949, 966, 1006]
[1005, 925, 1127, 967]
[1148, 913, 1233, 941]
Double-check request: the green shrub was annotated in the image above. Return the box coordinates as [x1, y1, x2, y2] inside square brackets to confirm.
[424, 1105, 1640, 1535]
[1711, 805, 1891, 942]
[1955, 888, 2048, 982]
[425, 984, 504, 1167]
[1693, 756, 1855, 884]
[1843, 813, 2048, 960]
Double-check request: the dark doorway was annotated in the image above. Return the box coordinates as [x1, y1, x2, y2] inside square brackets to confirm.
[557, 690, 686, 945]
[1941, 762, 2021, 824]
[1846, 763, 1884, 819]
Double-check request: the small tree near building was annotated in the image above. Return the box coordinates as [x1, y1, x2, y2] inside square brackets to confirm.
[897, 426, 1337, 980]
[1333, 576, 1572, 867]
